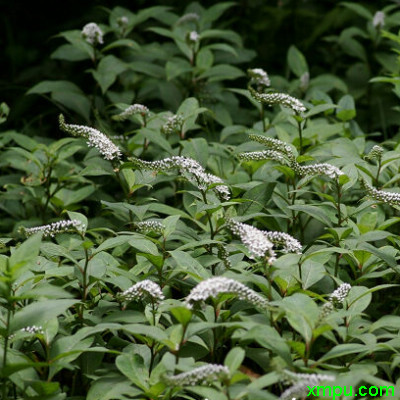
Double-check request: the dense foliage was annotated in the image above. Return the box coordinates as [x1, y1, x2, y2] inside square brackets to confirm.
[2, 2, 400, 399]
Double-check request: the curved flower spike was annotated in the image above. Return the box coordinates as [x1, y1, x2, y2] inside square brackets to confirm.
[131, 156, 230, 200]
[227, 219, 276, 262]
[112, 104, 150, 121]
[164, 364, 229, 386]
[249, 87, 306, 114]
[363, 180, 400, 206]
[22, 219, 85, 237]
[59, 115, 121, 161]
[184, 277, 269, 310]
[280, 370, 335, 400]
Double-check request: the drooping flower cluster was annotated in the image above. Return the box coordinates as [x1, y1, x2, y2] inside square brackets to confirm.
[280, 370, 335, 400]
[164, 364, 230, 386]
[238, 150, 286, 164]
[318, 283, 351, 322]
[247, 132, 296, 163]
[373, 11, 385, 29]
[113, 104, 150, 121]
[135, 221, 165, 235]
[365, 145, 384, 161]
[329, 283, 351, 306]
[21, 325, 44, 335]
[294, 162, 344, 179]
[363, 180, 400, 206]
[118, 280, 165, 304]
[249, 87, 306, 114]
[22, 219, 85, 238]
[242, 132, 343, 179]
[161, 115, 184, 136]
[81, 23, 104, 45]
[217, 244, 232, 269]
[227, 219, 276, 262]
[59, 115, 121, 161]
[228, 219, 302, 261]
[185, 277, 269, 310]
[263, 231, 302, 254]
[130, 156, 230, 200]
[248, 68, 271, 91]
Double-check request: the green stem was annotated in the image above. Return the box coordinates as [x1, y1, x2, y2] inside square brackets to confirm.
[200, 190, 215, 239]
[375, 159, 382, 186]
[82, 244, 90, 302]
[297, 120, 303, 155]
[335, 179, 343, 227]
[2, 306, 11, 399]
[261, 104, 266, 132]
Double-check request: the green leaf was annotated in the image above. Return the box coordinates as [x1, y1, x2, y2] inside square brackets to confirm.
[87, 377, 141, 400]
[287, 45, 308, 78]
[9, 234, 42, 278]
[170, 306, 192, 327]
[301, 260, 325, 289]
[336, 94, 356, 121]
[340, 2, 373, 19]
[166, 59, 192, 81]
[198, 64, 244, 82]
[91, 55, 127, 93]
[51, 44, 89, 61]
[129, 237, 159, 256]
[116, 353, 149, 390]
[196, 48, 214, 71]
[27, 80, 83, 95]
[318, 343, 367, 362]
[102, 39, 140, 52]
[11, 299, 77, 332]
[169, 250, 210, 280]
[224, 347, 245, 373]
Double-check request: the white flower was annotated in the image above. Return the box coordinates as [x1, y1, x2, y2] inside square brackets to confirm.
[131, 156, 230, 200]
[23, 219, 85, 237]
[365, 145, 384, 161]
[81, 23, 103, 45]
[217, 244, 232, 269]
[319, 301, 334, 320]
[227, 219, 276, 262]
[21, 325, 44, 335]
[161, 115, 184, 135]
[117, 16, 129, 26]
[119, 280, 164, 303]
[238, 150, 287, 164]
[363, 180, 400, 205]
[263, 231, 302, 254]
[113, 104, 150, 121]
[135, 221, 165, 234]
[294, 162, 343, 179]
[280, 370, 335, 400]
[248, 68, 271, 88]
[247, 132, 296, 163]
[164, 364, 229, 386]
[59, 114, 121, 160]
[329, 283, 351, 305]
[185, 277, 269, 310]
[250, 89, 306, 114]
[373, 11, 385, 28]
[188, 31, 200, 44]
